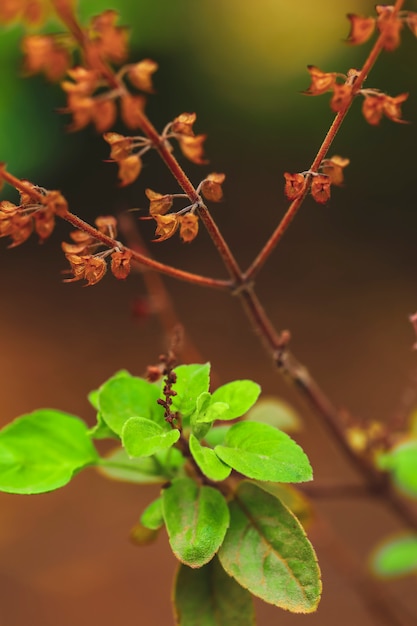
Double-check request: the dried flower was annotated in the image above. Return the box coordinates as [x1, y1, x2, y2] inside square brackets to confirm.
[283, 173, 305, 200]
[145, 189, 173, 216]
[22, 35, 71, 81]
[179, 213, 199, 243]
[346, 14, 376, 45]
[376, 5, 403, 51]
[311, 175, 331, 204]
[177, 134, 207, 164]
[362, 92, 408, 125]
[88, 10, 129, 64]
[171, 113, 197, 137]
[303, 66, 337, 96]
[201, 173, 226, 202]
[111, 249, 132, 279]
[118, 155, 142, 186]
[153, 214, 179, 242]
[322, 156, 350, 186]
[128, 59, 158, 93]
[330, 84, 353, 112]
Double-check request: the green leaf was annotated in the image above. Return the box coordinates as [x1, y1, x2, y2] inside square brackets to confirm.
[0, 410, 98, 494]
[98, 447, 184, 484]
[174, 557, 255, 626]
[98, 374, 164, 435]
[215, 421, 312, 483]
[141, 497, 164, 530]
[88, 389, 100, 411]
[377, 439, 417, 497]
[371, 534, 417, 578]
[246, 397, 301, 432]
[122, 417, 180, 458]
[162, 477, 230, 568]
[189, 434, 232, 481]
[204, 426, 231, 447]
[218, 482, 321, 613]
[255, 482, 313, 528]
[172, 363, 211, 419]
[88, 412, 119, 440]
[193, 392, 230, 425]
[88, 369, 131, 411]
[211, 380, 261, 421]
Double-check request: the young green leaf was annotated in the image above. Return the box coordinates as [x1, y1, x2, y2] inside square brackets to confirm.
[171, 363, 211, 418]
[215, 421, 312, 483]
[189, 434, 232, 481]
[192, 392, 230, 425]
[246, 397, 301, 432]
[122, 417, 180, 457]
[218, 481, 321, 613]
[162, 477, 229, 568]
[98, 374, 164, 435]
[371, 534, 417, 578]
[141, 497, 165, 530]
[98, 446, 184, 484]
[211, 380, 261, 420]
[0, 410, 98, 494]
[174, 557, 255, 626]
[377, 439, 417, 497]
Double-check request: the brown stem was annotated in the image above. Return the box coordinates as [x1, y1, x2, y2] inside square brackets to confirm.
[244, 0, 405, 281]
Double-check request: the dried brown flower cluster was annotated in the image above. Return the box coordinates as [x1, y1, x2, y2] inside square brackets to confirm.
[0, 184, 67, 247]
[284, 156, 349, 204]
[62, 216, 133, 286]
[145, 172, 225, 243]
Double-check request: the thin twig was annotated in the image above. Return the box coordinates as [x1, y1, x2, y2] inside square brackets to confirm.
[244, 0, 405, 281]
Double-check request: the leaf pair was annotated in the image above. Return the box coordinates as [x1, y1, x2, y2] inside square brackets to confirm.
[170, 481, 321, 615]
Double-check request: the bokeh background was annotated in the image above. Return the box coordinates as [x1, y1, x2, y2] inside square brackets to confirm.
[1, 0, 417, 624]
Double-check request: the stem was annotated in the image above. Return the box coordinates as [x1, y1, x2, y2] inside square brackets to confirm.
[244, 0, 405, 281]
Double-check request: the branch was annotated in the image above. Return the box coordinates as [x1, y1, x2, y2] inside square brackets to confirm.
[0, 166, 231, 292]
[244, 0, 405, 281]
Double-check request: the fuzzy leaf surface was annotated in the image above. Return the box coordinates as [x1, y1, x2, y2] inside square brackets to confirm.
[377, 439, 417, 497]
[371, 534, 417, 578]
[189, 434, 231, 481]
[174, 557, 254, 626]
[211, 380, 261, 420]
[98, 447, 184, 483]
[162, 477, 229, 568]
[172, 363, 211, 419]
[98, 374, 164, 435]
[215, 421, 312, 482]
[0, 410, 98, 494]
[218, 482, 321, 612]
[122, 417, 180, 458]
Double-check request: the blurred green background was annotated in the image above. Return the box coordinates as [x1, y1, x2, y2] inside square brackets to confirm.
[1, 1, 417, 625]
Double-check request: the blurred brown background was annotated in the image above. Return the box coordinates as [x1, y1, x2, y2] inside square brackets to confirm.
[1, 0, 417, 624]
